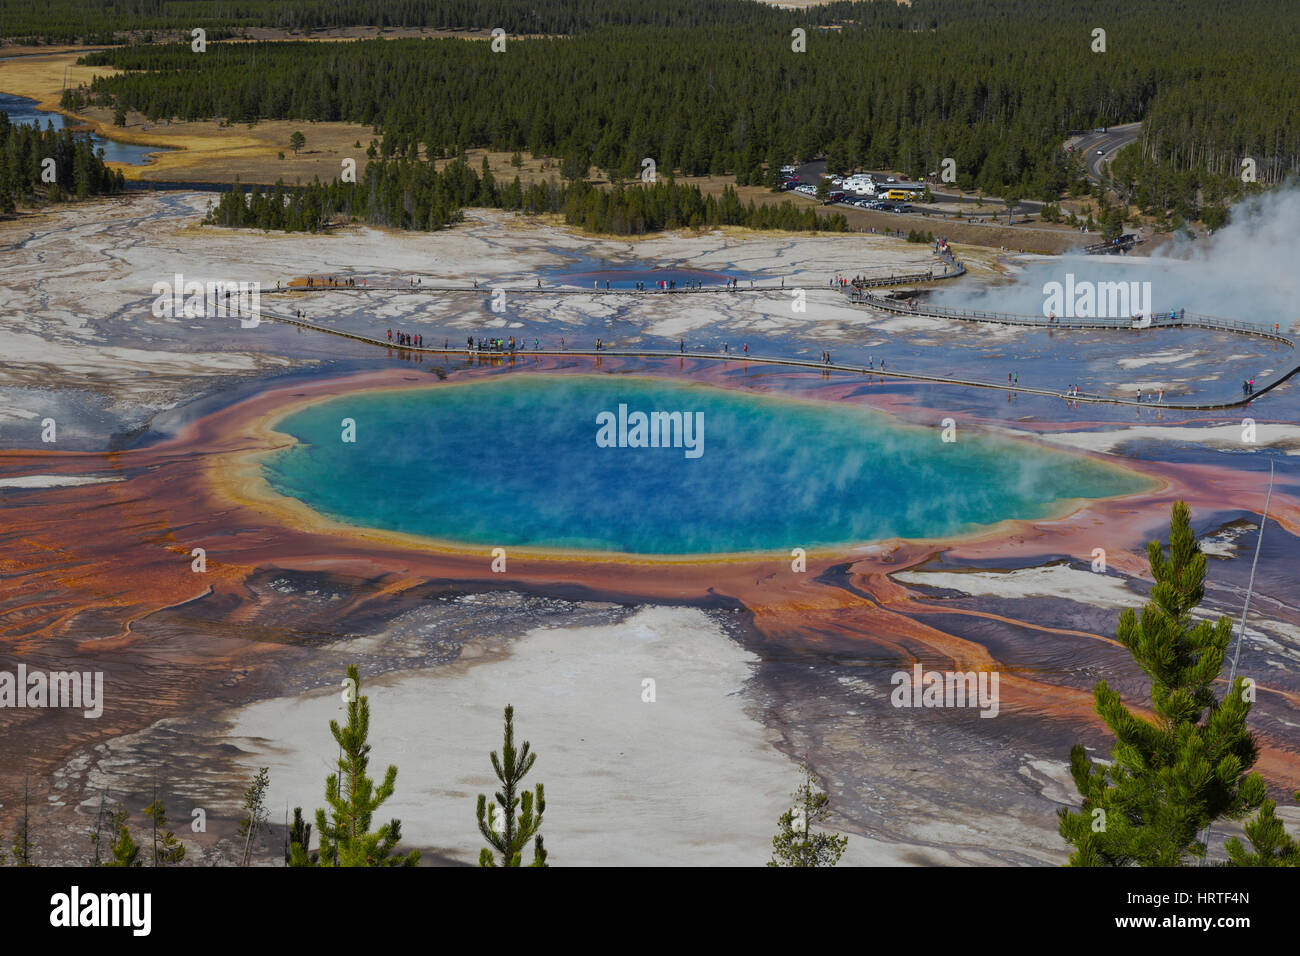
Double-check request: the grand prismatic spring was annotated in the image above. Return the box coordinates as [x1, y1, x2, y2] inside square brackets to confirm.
[263, 376, 1150, 554]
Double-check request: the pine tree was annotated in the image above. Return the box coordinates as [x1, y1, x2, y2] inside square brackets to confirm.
[89, 788, 110, 865]
[1059, 501, 1265, 865]
[768, 766, 847, 867]
[476, 704, 547, 867]
[144, 789, 186, 866]
[286, 806, 316, 866]
[10, 776, 33, 867]
[1224, 791, 1300, 866]
[235, 767, 271, 866]
[102, 806, 141, 867]
[312, 664, 419, 867]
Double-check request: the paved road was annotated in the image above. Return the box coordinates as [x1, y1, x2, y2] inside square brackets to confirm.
[1067, 122, 1142, 183]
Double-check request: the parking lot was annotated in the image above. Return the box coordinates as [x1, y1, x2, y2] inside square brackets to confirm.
[780, 165, 921, 215]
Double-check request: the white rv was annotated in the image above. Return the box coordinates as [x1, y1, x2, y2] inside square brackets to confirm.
[842, 174, 877, 196]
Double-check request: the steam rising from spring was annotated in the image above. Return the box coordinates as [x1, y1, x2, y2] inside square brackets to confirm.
[930, 189, 1300, 330]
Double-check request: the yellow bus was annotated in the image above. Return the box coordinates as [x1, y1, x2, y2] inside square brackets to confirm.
[885, 189, 915, 201]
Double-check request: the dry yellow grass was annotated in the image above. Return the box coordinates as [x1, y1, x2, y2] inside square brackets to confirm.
[0, 49, 117, 109]
[0, 51, 387, 183]
[435, 149, 569, 187]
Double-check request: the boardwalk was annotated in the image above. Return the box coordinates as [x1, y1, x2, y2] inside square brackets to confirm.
[254, 256, 1297, 411]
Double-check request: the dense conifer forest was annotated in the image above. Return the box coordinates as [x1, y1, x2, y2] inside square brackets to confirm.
[1, 0, 802, 44]
[0, 115, 125, 213]
[13, 0, 1296, 231]
[202, 158, 849, 234]
[68, 0, 1298, 211]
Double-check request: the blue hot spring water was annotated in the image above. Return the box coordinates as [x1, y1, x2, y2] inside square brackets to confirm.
[262, 376, 1147, 554]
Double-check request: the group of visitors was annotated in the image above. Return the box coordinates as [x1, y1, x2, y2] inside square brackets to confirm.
[1242, 378, 1256, 396]
[389, 329, 423, 347]
[593, 278, 750, 291]
[305, 275, 359, 289]
[467, 336, 536, 352]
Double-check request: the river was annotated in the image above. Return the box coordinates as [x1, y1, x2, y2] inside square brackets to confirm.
[0, 91, 171, 166]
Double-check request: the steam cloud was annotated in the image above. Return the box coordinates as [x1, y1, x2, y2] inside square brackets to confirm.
[929, 189, 1300, 329]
